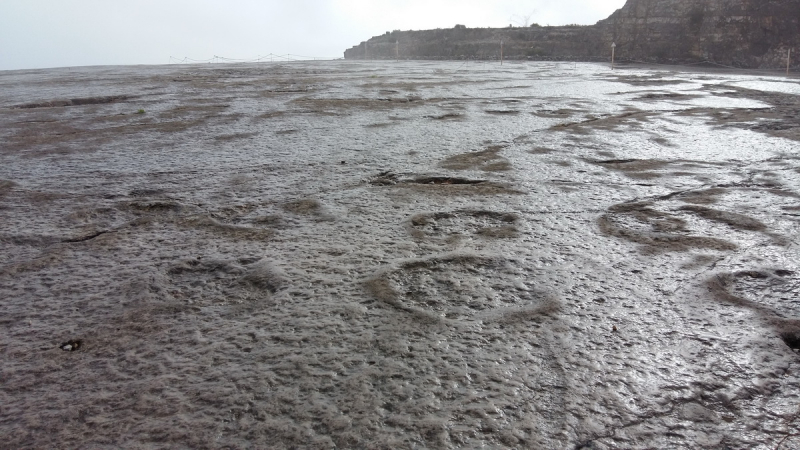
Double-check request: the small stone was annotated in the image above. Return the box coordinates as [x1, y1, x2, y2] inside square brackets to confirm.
[60, 339, 82, 351]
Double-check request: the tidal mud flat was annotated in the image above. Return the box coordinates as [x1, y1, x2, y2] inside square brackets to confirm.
[1, 61, 799, 449]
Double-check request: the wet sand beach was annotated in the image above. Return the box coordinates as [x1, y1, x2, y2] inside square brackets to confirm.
[1, 61, 799, 448]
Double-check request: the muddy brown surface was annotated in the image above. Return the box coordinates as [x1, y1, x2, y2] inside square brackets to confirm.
[1, 61, 799, 449]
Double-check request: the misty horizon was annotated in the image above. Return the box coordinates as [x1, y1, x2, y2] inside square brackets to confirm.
[1, 0, 626, 71]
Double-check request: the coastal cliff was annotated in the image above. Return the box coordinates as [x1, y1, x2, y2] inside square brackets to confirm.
[344, 0, 800, 68]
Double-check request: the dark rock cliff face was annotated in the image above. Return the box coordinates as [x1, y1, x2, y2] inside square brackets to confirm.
[344, 0, 800, 68]
[345, 26, 608, 63]
[602, 0, 800, 67]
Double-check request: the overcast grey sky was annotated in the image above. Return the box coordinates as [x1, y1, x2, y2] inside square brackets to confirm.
[0, 0, 627, 71]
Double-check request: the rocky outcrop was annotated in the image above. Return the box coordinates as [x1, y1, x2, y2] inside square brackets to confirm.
[602, 0, 800, 67]
[344, 26, 608, 62]
[344, 0, 800, 69]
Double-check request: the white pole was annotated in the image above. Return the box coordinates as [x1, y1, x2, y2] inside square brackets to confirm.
[611, 42, 616, 70]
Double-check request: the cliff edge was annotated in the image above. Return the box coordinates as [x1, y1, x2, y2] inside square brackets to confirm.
[344, 0, 800, 69]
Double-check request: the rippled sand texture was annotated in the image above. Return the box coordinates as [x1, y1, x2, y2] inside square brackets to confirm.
[1, 61, 799, 449]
